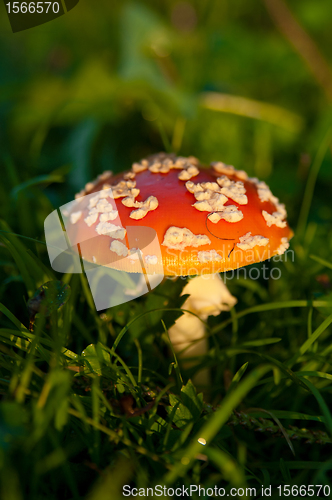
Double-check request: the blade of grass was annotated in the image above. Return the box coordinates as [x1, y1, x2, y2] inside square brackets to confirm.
[68, 408, 160, 461]
[246, 407, 295, 456]
[310, 254, 332, 271]
[101, 344, 138, 389]
[227, 362, 249, 393]
[170, 422, 194, 452]
[171, 116, 186, 153]
[297, 370, 332, 382]
[0, 328, 77, 360]
[300, 378, 332, 436]
[163, 364, 273, 484]
[0, 235, 34, 294]
[147, 383, 174, 424]
[0, 221, 51, 293]
[112, 308, 204, 353]
[219, 347, 308, 391]
[307, 305, 313, 338]
[10, 175, 64, 202]
[286, 313, 332, 368]
[15, 332, 44, 403]
[3, 153, 20, 186]
[241, 338, 282, 347]
[78, 263, 107, 343]
[254, 370, 332, 393]
[47, 429, 80, 500]
[69, 394, 89, 432]
[297, 127, 332, 237]
[25, 249, 56, 281]
[245, 409, 326, 423]
[157, 120, 172, 153]
[0, 333, 51, 364]
[72, 313, 95, 344]
[94, 386, 118, 418]
[134, 338, 143, 385]
[204, 447, 247, 490]
[254, 461, 332, 470]
[211, 300, 331, 335]
[0, 303, 29, 331]
[161, 319, 183, 390]
[200, 91, 304, 132]
[14, 314, 49, 400]
[0, 230, 48, 247]
[91, 377, 101, 465]
[162, 401, 180, 451]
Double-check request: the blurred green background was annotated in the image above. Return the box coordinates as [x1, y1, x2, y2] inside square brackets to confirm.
[1, 0, 332, 311]
[1, 0, 332, 212]
[1, 0, 332, 498]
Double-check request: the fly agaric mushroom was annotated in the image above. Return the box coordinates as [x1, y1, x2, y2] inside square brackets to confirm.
[67, 153, 292, 275]
[65, 153, 293, 381]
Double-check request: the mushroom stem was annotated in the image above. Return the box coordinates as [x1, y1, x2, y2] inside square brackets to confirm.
[168, 274, 237, 389]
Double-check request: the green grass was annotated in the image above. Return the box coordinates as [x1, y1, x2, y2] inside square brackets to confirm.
[0, 156, 332, 499]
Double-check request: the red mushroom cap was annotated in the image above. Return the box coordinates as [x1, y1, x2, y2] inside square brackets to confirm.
[65, 153, 293, 276]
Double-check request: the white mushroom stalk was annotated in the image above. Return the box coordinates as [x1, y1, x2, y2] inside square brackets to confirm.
[168, 274, 237, 388]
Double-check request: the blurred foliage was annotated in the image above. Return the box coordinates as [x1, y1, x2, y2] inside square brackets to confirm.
[0, 0, 331, 222]
[0, 0, 332, 498]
